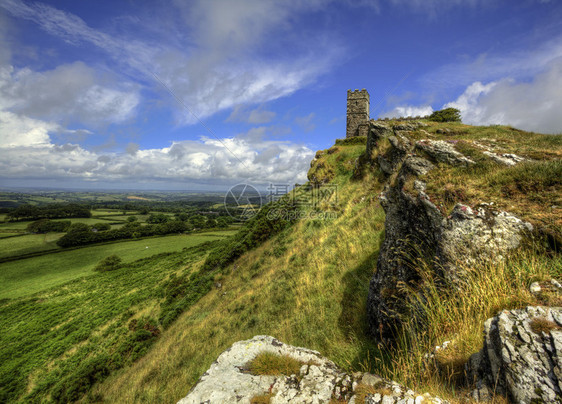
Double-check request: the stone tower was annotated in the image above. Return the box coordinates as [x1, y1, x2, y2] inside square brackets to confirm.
[346, 89, 370, 138]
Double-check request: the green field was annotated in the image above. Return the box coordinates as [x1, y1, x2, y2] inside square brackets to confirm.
[91, 209, 121, 216]
[0, 240, 221, 403]
[0, 233, 22, 239]
[0, 220, 32, 230]
[0, 230, 235, 299]
[0, 233, 63, 260]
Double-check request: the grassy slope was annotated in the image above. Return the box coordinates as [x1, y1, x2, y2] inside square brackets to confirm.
[0, 231, 235, 299]
[0, 227, 236, 403]
[93, 142, 389, 403]
[94, 124, 561, 404]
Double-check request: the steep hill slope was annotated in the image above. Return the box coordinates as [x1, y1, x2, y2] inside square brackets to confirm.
[92, 121, 561, 403]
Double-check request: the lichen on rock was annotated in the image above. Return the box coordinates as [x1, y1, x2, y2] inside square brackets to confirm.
[177, 335, 447, 404]
[467, 306, 562, 403]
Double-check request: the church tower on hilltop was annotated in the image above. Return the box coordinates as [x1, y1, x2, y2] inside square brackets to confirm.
[346, 89, 370, 138]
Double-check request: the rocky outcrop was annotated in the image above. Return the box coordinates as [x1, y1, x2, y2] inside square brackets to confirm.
[467, 306, 562, 403]
[439, 203, 533, 281]
[366, 121, 393, 157]
[177, 335, 447, 404]
[483, 151, 525, 166]
[377, 134, 413, 175]
[366, 125, 533, 341]
[415, 139, 475, 166]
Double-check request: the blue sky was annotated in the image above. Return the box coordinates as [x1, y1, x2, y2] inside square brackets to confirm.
[0, 0, 560, 190]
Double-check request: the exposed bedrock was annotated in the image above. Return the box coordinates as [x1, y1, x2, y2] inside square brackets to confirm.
[177, 335, 447, 404]
[467, 306, 562, 403]
[365, 124, 533, 341]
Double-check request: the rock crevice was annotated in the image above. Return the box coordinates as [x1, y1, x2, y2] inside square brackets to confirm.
[365, 124, 533, 340]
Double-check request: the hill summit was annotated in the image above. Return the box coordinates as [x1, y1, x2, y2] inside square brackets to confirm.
[95, 91, 560, 404]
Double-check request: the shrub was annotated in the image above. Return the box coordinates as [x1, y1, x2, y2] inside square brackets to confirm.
[94, 255, 122, 272]
[147, 213, 169, 224]
[91, 222, 111, 231]
[335, 136, 368, 145]
[26, 219, 71, 233]
[57, 223, 92, 247]
[428, 108, 461, 122]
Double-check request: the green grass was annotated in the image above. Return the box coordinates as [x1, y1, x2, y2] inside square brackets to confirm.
[0, 220, 33, 230]
[0, 241, 220, 403]
[0, 233, 23, 238]
[90, 131, 561, 404]
[1, 123, 559, 403]
[68, 217, 122, 225]
[91, 142, 387, 403]
[0, 231, 232, 299]
[91, 209, 126, 217]
[0, 233, 63, 259]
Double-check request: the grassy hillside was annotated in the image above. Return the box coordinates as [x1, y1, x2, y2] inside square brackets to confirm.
[0, 230, 235, 403]
[91, 140, 388, 403]
[404, 122, 561, 246]
[2, 122, 560, 403]
[0, 231, 235, 299]
[92, 123, 561, 404]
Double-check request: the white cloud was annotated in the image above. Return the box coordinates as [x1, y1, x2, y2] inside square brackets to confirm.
[0, 63, 139, 125]
[1, 0, 340, 124]
[248, 109, 276, 125]
[444, 60, 562, 133]
[422, 35, 562, 91]
[381, 105, 433, 119]
[0, 126, 315, 186]
[0, 110, 56, 147]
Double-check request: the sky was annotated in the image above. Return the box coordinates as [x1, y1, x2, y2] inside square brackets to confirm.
[0, 0, 561, 191]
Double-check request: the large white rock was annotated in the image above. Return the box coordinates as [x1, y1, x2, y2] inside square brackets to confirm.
[177, 335, 446, 404]
[468, 306, 562, 403]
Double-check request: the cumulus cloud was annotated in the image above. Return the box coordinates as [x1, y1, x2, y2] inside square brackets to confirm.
[0, 127, 315, 187]
[381, 105, 433, 119]
[445, 60, 562, 133]
[0, 110, 56, 147]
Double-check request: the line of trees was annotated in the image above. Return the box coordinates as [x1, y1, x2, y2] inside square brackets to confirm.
[7, 204, 91, 221]
[26, 219, 72, 233]
[56, 215, 234, 248]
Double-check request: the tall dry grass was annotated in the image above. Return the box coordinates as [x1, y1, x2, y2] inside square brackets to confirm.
[375, 249, 561, 401]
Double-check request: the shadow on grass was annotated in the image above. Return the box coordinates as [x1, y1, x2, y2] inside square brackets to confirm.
[337, 244, 388, 373]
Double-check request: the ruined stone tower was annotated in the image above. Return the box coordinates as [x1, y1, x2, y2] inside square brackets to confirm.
[346, 89, 370, 138]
